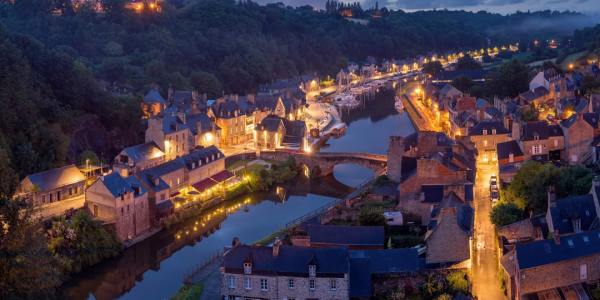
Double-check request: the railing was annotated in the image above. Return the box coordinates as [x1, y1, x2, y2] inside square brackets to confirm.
[182, 249, 223, 284]
[260, 149, 387, 162]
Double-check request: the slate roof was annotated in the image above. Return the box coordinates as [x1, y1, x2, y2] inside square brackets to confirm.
[24, 165, 85, 192]
[547, 124, 564, 137]
[521, 121, 550, 141]
[438, 84, 461, 98]
[178, 146, 224, 171]
[137, 172, 169, 192]
[143, 89, 166, 104]
[222, 245, 349, 276]
[519, 86, 549, 102]
[185, 113, 217, 136]
[516, 230, 600, 269]
[560, 112, 599, 129]
[549, 194, 598, 235]
[170, 90, 193, 104]
[485, 107, 503, 120]
[496, 140, 524, 160]
[121, 142, 164, 162]
[256, 116, 284, 132]
[497, 219, 536, 243]
[426, 207, 472, 265]
[211, 99, 255, 119]
[349, 258, 372, 298]
[468, 120, 509, 136]
[282, 119, 306, 146]
[302, 224, 385, 247]
[100, 172, 146, 198]
[454, 111, 476, 127]
[590, 94, 600, 113]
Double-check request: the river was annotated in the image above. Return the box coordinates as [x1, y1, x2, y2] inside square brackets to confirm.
[61, 87, 415, 300]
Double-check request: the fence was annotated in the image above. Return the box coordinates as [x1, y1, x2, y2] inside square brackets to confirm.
[182, 249, 223, 284]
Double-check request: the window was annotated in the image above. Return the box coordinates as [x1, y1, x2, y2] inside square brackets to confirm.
[42, 195, 46, 203]
[288, 279, 295, 289]
[160, 193, 166, 201]
[571, 154, 578, 162]
[330, 279, 337, 290]
[93, 205, 98, 217]
[492, 128, 497, 135]
[532, 145, 542, 155]
[483, 140, 488, 147]
[509, 153, 514, 163]
[308, 265, 316, 277]
[227, 276, 235, 289]
[244, 277, 252, 290]
[260, 278, 268, 291]
[580, 264, 588, 280]
[553, 139, 558, 147]
[309, 279, 316, 290]
[127, 205, 130, 212]
[121, 207, 124, 216]
[482, 129, 487, 135]
[243, 262, 252, 274]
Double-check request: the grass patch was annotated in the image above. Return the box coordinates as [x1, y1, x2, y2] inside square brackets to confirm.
[254, 228, 289, 246]
[171, 283, 203, 300]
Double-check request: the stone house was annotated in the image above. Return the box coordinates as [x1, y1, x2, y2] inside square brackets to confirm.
[255, 115, 285, 150]
[425, 206, 473, 269]
[501, 230, 600, 299]
[221, 242, 350, 300]
[209, 96, 256, 147]
[514, 121, 564, 161]
[145, 113, 190, 161]
[290, 224, 385, 250]
[15, 164, 86, 207]
[178, 146, 225, 187]
[546, 182, 600, 237]
[467, 120, 510, 162]
[113, 142, 165, 176]
[85, 172, 152, 242]
[560, 112, 598, 164]
[496, 140, 525, 184]
[141, 88, 166, 118]
[185, 112, 221, 148]
[136, 171, 171, 222]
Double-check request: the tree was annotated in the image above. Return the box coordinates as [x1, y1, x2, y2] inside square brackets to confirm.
[78, 150, 100, 167]
[518, 104, 539, 122]
[422, 61, 443, 76]
[455, 55, 482, 70]
[504, 161, 558, 212]
[190, 71, 222, 98]
[487, 60, 530, 98]
[556, 165, 593, 198]
[452, 76, 474, 93]
[0, 148, 18, 197]
[491, 202, 524, 226]
[446, 271, 469, 295]
[0, 197, 61, 299]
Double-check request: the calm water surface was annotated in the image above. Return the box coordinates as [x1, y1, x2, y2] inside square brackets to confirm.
[62, 87, 415, 300]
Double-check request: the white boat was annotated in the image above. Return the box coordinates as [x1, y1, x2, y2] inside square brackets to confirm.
[395, 96, 404, 112]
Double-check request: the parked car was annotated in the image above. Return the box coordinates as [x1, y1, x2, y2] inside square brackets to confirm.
[491, 189, 499, 202]
[489, 175, 498, 191]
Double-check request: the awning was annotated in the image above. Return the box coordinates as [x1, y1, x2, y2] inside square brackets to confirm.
[192, 178, 218, 192]
[170, 191, 180, 197]
[210, 170, 235, 183]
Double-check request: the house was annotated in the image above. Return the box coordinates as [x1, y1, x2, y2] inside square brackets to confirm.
[178, 146, 225, 188]
[185, 113, 220, 148]
[255, 115, 308, 150]
[15, 165, 86, 207]
[290, 224, 385, 250]
[468, 120, 510, 162]
[516, 86, 550, 108]
[437, 83, 463, 102]
[221, 242, 350, 300]
[113, 142, 165, 175]
[515, 121, 564, 161]
[497, 218, 539, 245]
[560, 112, 599, 164]
[425, 206, 473, 268]
[496, 140, 525, 183]
[141, 88, 166, 118]
[529, 69, 561, 91]
[501, 230, 600, 299]
[209, 96, 256, 146]
[546, 183, 600, 236]
[145, 113, 191, 161]
[136, 171, 171, 221]
[85, 172, 152, 242]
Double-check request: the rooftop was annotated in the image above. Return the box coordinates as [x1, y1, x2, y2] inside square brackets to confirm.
[23, 164, 85, 192]
[301, 224, 385, 246]
[516, 230, 600, 269]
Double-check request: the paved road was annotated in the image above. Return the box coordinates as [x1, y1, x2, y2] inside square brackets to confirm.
[471, 161, 506, 300]
[32, 195, 85, 220]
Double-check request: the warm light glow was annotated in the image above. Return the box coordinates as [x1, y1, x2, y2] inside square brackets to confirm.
[304, 145, 312, 153]
[204, 132, 214, 143]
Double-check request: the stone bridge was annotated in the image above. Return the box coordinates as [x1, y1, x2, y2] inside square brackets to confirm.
[259, 150, 387, 177]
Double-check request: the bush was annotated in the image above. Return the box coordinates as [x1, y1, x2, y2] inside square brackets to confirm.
[358, 207, 386, 226]
[590, 285, 600, 300]
[446, 271, 469, 295]
[171, 283, 203, 300]
[436, 294, 452, 300]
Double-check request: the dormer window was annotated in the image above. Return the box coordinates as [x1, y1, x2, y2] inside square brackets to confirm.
[244, 262, 252, 274]
[308, 265, 316, 277]
[482, 129, 487, 135]
[492, 128, 497, 135]
[534, 134, 539, 141]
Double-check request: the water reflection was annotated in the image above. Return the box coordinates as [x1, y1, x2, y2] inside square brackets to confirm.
[333, 164, 375, 188]
[323, 88, 415, 154]
[61, 176, 353, 300]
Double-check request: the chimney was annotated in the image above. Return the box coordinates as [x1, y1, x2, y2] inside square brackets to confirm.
[547, 185, 556, 208]
[153, 176, 160, 187]
[273, 238, 282, 257]
[553, 230, 560, 245]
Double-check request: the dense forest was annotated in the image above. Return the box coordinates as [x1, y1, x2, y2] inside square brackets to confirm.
[0, 0, 594, 197]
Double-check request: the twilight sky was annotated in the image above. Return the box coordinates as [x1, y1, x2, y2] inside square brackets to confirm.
[255, 0, 600, 14]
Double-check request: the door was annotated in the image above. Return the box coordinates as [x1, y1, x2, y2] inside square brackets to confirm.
[580, 264, 587, 280]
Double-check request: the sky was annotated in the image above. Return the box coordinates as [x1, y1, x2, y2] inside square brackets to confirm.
[255, 0, 600, 14]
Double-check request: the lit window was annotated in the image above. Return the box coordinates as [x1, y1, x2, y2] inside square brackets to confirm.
[492, 128, 497, 135]
[482, 129, 487, 135]
[309, 279, 316, 290]
[288, 279, 295, 289]
[243, 262, 252, 274]
[260, 278, 268, 291]
[244, 277, 252, 290]
[309, 265, 316, 277]
[330, 279, 337, 290]
[228, 276, 235, 288]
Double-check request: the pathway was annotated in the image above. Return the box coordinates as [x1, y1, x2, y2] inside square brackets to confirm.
[471, 161, 506, 300]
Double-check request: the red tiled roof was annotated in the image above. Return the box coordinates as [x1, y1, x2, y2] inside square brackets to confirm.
[210, 170, 235, 183]
[192, 178, 217, 192]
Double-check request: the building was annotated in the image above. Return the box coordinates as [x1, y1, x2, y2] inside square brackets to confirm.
[221, 242, 350, 300]
[290, 224, 385, 250]
[496, 140, 525, 183]
[145, 114, 191, 161]
[425, 206, 473, 268]
[546, 183, 600, 236]
[209, 96, 256, 147]
[15, 165, 86, 207]
[185, 113, 221, 148]
[560, 112, 599, 164]
[515, 121, 564, 161]
[501, 230, 600, 299]
[141, 88, 167, 118]
[254, 115, 308, 150]
[179, 146, 225, 188]
[113, 142, 166, 175]
[85, 172, 152, 241]
[468, 120, 510, 162]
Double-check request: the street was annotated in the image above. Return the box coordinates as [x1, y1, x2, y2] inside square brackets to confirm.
[471, 160, 506, 300]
